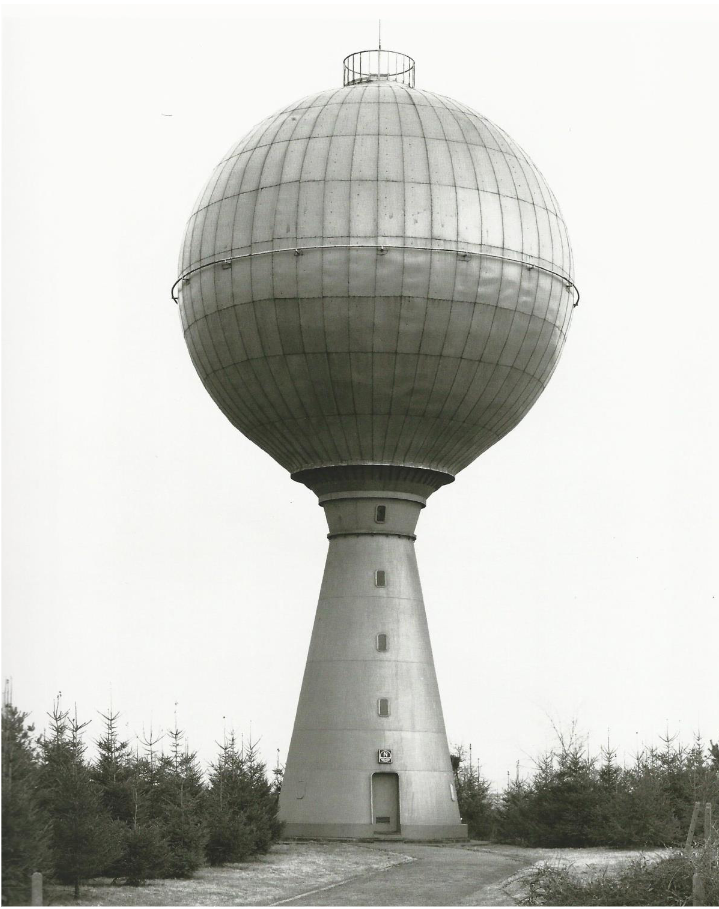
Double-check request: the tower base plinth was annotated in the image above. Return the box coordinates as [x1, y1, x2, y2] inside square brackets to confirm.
[283, 822, 469, 841]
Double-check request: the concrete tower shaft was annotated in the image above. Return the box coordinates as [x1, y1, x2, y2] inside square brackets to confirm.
[280, 474, 465, 839]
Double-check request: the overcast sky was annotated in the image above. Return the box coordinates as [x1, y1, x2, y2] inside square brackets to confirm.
[3, 2, 718, 789]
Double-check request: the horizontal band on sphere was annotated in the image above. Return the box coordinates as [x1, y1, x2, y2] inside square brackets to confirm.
[172, 243, 580, 308]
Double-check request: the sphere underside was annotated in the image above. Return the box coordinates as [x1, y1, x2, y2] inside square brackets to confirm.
[179, 81, 574, 477]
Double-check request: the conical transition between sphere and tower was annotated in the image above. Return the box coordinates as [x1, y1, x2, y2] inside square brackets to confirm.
[174, 47, 577, 840]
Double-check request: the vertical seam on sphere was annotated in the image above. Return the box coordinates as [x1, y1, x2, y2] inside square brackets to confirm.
[207, 365, 266, 442]
[183, 211, 202, 334]
[262, 106, 317, 467]
[226, 115, 301, 455]
[250, 96, 315, 468]
[463, 114, 537, 446]
[429, 102, 488, 460]
[186, 214, 217, 382]
[347, 84, 369, 462]
[466, 127, 536, 434]
[206, 158, 242, 403]
[502, 126, 562, 403]
[435, 110, 506, 457]
[370, 83, 387, 461]
[424, 94, 481, 465]
[498, 121, 569, 277]
[223, 126, 294, 455]
[270, 100, 335, 467]
[318, 88, 352, 463]
[339, 90, 360, 449]
[287, 94, 342, 466]
[395, 87, 435, 465]
[387, 83, 410, 466]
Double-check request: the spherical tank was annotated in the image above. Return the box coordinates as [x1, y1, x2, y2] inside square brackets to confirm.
[176, 57, 575, 479]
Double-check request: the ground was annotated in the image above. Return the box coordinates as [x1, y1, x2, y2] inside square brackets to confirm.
[44, 841, 669, 906]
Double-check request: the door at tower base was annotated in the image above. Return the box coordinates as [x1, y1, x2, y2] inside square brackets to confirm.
[278, 486, 467, 842]
[373, 773, 399, 833]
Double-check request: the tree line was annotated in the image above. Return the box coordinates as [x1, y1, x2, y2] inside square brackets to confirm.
[4, 692, 717, 903]
[2, 696, 282, 904]
[453, 722, 719, 847]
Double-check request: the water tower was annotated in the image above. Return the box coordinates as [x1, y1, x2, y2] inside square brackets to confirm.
[173, 48, 577, 840]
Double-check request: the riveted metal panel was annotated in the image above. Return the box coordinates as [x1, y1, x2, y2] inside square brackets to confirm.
[404, 182, 432, 239]
[301, 136, 331, 181]
[297, 181, 324, 239]
[372, 299, 402, 353]
[229, 191, 256, 251]
[298, 298, 327, 352]
[349, 182, 378, 239]
[378, 181, 405, 240]
[320, 249, 349, 302]
[374, 247, 404, 297]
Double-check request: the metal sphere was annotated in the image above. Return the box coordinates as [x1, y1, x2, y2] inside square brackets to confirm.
[177, 80, 575, 477]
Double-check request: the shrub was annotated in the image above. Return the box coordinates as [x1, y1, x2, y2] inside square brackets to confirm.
[118, 823, 170, 886]
[520, 846, 719, 907]
[495, 723, 719, 849]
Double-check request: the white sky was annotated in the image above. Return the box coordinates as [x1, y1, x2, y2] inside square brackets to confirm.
[3, 2, 718, 790]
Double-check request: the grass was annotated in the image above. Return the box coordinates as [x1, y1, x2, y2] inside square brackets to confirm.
[517, 842, 719, 906]
[43, 842, 411, 906]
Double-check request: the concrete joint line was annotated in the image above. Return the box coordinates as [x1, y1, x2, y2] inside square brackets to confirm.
[326, 531, 417, 540]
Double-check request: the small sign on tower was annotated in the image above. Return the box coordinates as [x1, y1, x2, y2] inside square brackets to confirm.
[378, 748, 392, 764]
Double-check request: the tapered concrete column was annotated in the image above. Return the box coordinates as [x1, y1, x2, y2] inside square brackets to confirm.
[279, 468, 467, 840]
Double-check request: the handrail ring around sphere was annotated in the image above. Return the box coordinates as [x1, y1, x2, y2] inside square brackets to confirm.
[170, 244, 580, 309]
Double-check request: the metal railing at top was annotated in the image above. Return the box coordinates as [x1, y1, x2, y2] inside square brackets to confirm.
[343, 49, 415, 87]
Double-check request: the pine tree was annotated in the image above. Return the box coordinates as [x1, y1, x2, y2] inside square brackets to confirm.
[134, 725, 165, 822]
[2, 694, 51, 906]
[495, 723, 601, 847]
[451, 746, 494, 839]
[205, 735, 255, 865]
[152, 724, 207, 878]
[709, 741, 719, 770]
[530, 740, 599, 846]
[242, 738, 284, 853]
[496, 777, 536, 844]
[37, 701, 123, 897]
[205, 733, 283, 866]
[590, 744, 625, 845]
[271, 748, 284, 800]
[91, 709, 134, 824]
[604, 746, 680, 846]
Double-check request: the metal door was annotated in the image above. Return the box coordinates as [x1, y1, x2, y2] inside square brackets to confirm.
[372, 772, 399, 833]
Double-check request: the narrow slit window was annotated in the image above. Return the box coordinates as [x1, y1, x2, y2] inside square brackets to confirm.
[375, 570, 386, 587]
[375, 505, 386, 524]
[376, 633, 388, 652]
[378, 698, 390, 717]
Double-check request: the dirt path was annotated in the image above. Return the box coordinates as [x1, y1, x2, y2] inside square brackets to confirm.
[275, 843, 543, 907]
